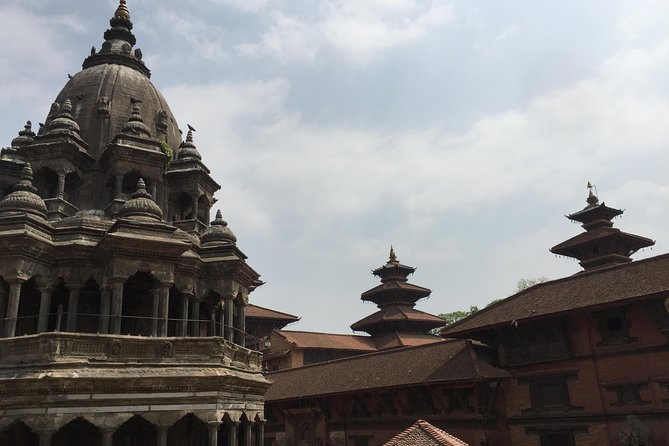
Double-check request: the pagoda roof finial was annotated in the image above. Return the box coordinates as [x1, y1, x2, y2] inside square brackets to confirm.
[388, 245, 398, 264]
[586, 181, 599, 207]
[114, 0, 131, 21]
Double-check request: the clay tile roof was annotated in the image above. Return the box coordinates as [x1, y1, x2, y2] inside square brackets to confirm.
[275, 330, 377, 351]
[372, 332, 444, 350]
[384, 419, 468, 446]
[443, 253, 669, 337]
[265, 340, 509, 401]
[245, 304, 300, 322]
[351, 307, 445, 331]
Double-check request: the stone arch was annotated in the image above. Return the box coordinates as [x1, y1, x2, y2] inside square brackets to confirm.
[121, 271, 158, 336]
[167, 413, 207, 446]
[169, 191, 193, 221]
[200, 290, 221, 337]
[16, 277, 40, 336]
[63, 171, 82, 203]
[34, 166, 58, 199]
[113, 415, 156, 446]
[77, 278, 102, 333]
[0, 420, 38, 446]
[167, 285, 182, 337]
[52, 417, 101, 446]
[121, 171, 142, 198]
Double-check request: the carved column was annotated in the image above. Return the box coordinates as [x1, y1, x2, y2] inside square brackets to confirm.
[159, 284, 170, 337]
[244, 420, 253, 446]
[190, 299, 201, 337]
[224, 297, 234, 342]
[256, 421, 265, 446]
[66, 284, 83, 332]
[101, 427, 115, 446]
[37, 429, 55, 446]
[237, 300, 246, 346]
[0, 285, 7, 337]
[179, 292, 190, 336]
[192, 195, 199, 220]
[37, 286, 52, 333]
[227, 421, 239, 446]
[157, 425, 169, 446]
[99, 285, 111, 334]
[150, 182, 157, 201]
[207, 421, 221, 446]
[4, 279, 24, 337]
[57, 172, 66, 199]
[151, 288, 160, 337]
[115, 174, 123, 199]
[110, 278, 125, 334]
[219, 306, 227, 337]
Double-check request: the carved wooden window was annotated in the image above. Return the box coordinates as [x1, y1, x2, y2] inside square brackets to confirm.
[606, 384, 650, 407]
[595, 309, 635, 346]
[506, 318, 569, 365]
[540, 430, 575, 446]
[532, 378, 569, 409]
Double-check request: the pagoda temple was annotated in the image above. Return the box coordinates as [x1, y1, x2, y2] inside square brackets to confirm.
[351, 247, 445, 349]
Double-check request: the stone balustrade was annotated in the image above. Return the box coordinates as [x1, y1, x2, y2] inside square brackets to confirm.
[0, 332, 262, 370]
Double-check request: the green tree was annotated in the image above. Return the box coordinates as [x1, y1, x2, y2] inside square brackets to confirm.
[437, 305, 479, 328]
[516, 276, 549, 292]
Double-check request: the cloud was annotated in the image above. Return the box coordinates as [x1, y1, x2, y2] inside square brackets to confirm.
[237, 0, 453, 65]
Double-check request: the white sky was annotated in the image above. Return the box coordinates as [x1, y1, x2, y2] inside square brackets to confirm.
[2, 0, 669, 333]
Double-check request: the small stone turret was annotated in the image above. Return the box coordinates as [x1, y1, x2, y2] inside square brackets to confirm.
[0, 163, 48, 219]
[200, 210, 237, 245]
[118, 178, 163, 220]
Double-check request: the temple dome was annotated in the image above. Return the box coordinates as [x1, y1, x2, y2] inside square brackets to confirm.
[44, 3, 181, 160]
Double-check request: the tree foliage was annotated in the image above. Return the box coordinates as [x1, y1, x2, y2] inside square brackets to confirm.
[516, 276, 549, 292]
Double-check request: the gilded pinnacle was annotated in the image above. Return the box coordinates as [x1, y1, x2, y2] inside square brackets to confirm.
[115, 0, 130, 20]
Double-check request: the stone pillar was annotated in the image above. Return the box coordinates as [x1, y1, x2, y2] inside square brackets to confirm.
[115, 174, 123, 199]
[227, 421, 240, 446]
[101, 427, 115, 446]
[190, 299, 200, 337]
[180, 293, 190, 337]
[66, 285, 82, 332]
[110, 278, 124, 335]
[0, 286, 7, 337]
[159, 284, 170, 337]
[157, 425, 169, 446]
[225, 297, 234, 342]
[57, 172, 66, 199]
[4, 279, 24, 337]
[151, 288, 160, 337]
[192, 195, 199, 220]
[37, 429, 55, 446]
[244, 420, 253, 446]
[207, 422, 221, 446]
[237, 301, 246, 346]
[37, 286, 52, 333]
[218, 304, 230, 338]
[99, 285, 111, 334]
[150, 182, 157, 201]
[256, 421, 265, 446]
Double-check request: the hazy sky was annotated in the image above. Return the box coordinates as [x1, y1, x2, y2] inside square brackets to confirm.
[2, 0, 669, 333]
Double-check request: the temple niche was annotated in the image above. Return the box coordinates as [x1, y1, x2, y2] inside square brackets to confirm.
[0, 2, 267, 445]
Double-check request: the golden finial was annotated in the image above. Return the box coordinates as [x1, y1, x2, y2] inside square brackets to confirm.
[115, 0, 130, 20]
[388, 245, 398, 263]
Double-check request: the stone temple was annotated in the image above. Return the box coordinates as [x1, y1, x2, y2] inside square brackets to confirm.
[0, 1, 268, 445]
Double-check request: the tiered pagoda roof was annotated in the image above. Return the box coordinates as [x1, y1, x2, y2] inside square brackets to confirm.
[350, 248, 444, 345]
[550, 188, 654, 271]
